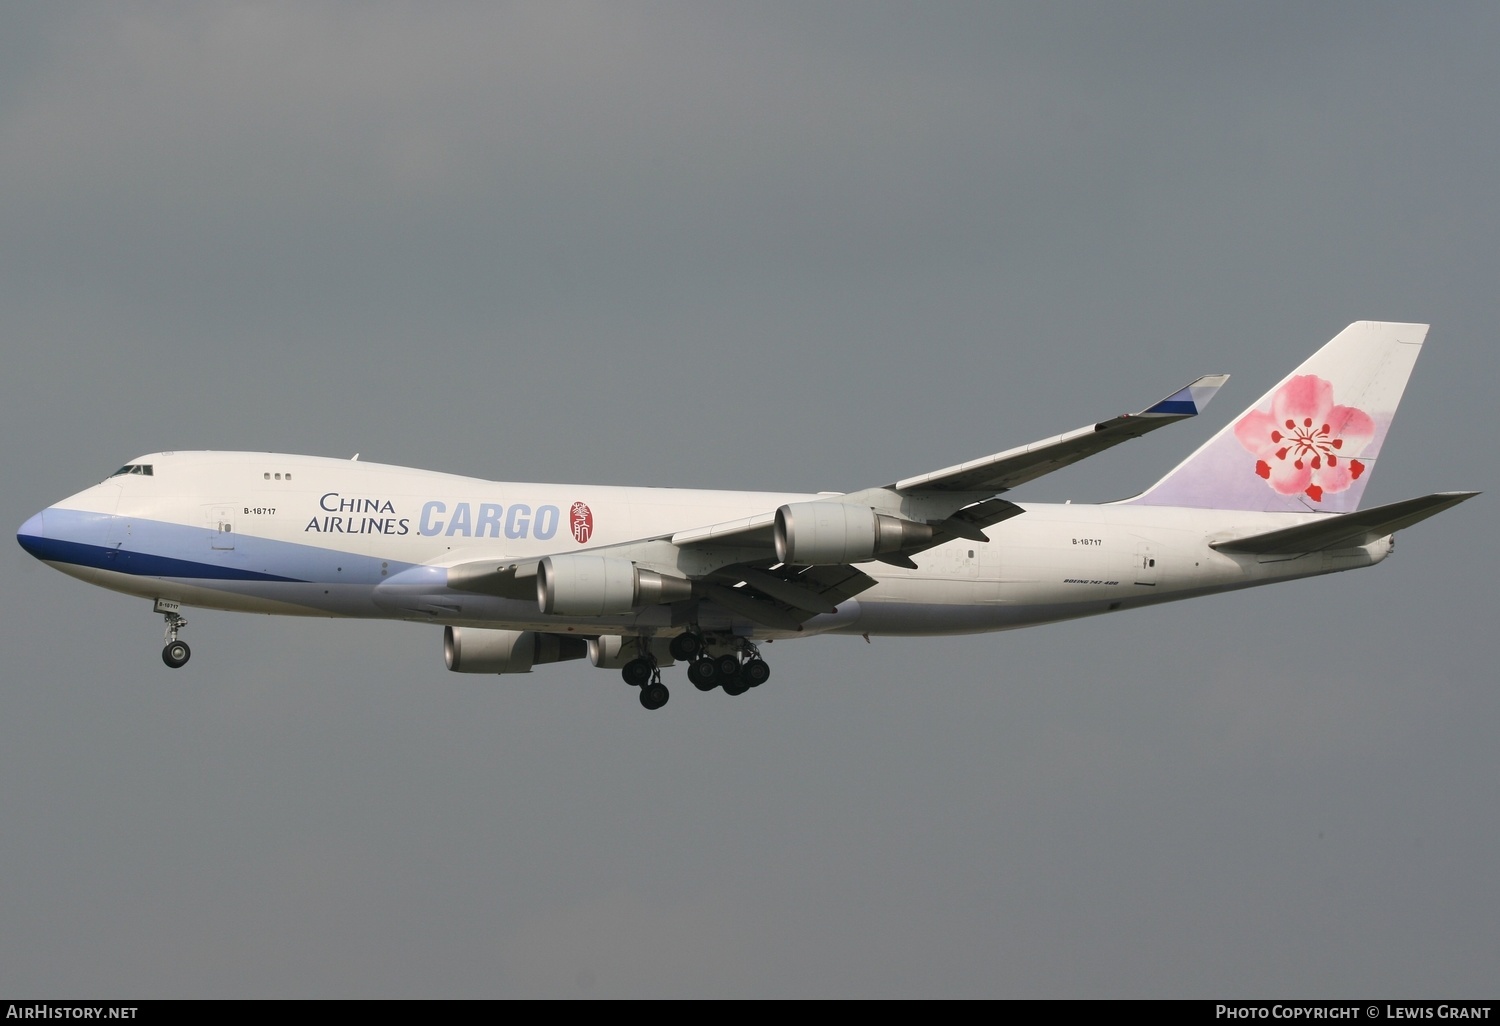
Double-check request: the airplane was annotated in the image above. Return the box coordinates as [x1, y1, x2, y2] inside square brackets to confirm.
[16, 321, 1477, 711]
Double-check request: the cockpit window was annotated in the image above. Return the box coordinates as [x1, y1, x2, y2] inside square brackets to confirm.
[111, 464, 154, 477]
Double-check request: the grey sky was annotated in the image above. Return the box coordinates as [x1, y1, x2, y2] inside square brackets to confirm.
[2, 3, 1495, 997]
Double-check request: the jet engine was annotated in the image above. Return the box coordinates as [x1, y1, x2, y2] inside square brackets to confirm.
[536, 555, 693, 616]
[773, 501, 934, 564]
[587, 635, 676, 669]
[443, 626, 587, 674]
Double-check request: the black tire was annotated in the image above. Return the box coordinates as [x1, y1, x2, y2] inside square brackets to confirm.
[639, 681, 670, 710]
[743, 659, 770, 687]
[691, 656, 718, 685]
[162, 640, 191, 668]
[668, 633, 701, 661]
[716, 653, 741, 678]
[722, 678, 750, 697]
[621, 658, 653, 687]
[687, 661, 717, 692]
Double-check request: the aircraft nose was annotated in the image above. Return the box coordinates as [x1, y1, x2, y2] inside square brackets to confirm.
[17, 509, 48, 559]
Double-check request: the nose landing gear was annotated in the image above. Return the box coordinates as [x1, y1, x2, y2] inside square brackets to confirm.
[159, 605, 190, 668]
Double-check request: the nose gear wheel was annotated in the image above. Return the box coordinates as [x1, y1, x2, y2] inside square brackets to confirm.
[160, 610, 190, 668]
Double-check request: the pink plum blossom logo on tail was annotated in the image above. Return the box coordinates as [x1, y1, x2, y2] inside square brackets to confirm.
[1233, 375, 1375, 504]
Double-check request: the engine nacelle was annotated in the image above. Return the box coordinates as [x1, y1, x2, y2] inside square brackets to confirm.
[443, 626, 587, 674]
[587, 635, 676, 669]
[773, 501, 934, 564]
[536, 555, 693, 616]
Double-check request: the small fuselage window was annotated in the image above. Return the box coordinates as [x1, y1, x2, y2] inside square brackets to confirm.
[111, 464, 154, 477]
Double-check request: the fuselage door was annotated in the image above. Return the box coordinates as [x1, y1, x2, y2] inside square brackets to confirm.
[93, 483, 126, 555]
[947, 542, 980, 578]
[1133, 541, 1157, 586]
[208, 506, 236, 550]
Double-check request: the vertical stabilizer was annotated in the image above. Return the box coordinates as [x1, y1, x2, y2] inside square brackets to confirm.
[1124, 321, 1428, 512]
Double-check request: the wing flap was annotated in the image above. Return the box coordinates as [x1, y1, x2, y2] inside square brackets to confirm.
[704, 563, 878, 628]
[939, 497, 1027, 540]
[782, 563, 879, 607]
[722, 566, 839, 613]
[1211, 491, 1478, 555]
[699, 584, 810, 631]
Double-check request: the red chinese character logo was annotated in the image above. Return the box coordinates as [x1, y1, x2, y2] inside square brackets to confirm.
[571, 501, 593, 543]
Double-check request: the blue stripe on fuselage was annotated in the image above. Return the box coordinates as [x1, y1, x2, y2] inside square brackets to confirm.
[18, 533, 304, 582]
[18, 507, 419, 585]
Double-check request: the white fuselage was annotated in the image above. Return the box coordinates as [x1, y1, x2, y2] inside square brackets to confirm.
[21, 451, 1388, 642]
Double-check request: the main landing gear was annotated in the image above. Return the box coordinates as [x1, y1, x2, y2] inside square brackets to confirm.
[679, 632, 770, 699]
[621, 646, 670, 711]
[618, 632, 773, 710]
[160, 609, 190, 668]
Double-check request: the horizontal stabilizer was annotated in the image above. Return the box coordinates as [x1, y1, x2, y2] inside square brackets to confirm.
[1211, 491, 1478, 555]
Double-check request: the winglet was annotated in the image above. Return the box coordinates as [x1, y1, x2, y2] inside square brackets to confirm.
[1143, 374, 1230, 417]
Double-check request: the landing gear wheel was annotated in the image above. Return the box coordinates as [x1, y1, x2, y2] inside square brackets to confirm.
[722, 677, 750, 697]
[162, 640, 191, 668]
[743, 658, 770, 687]
[159, 607, 190, 668]
[621, 658, 653, 687]
[691, 656, 719, 688]
[669, 632, 701, 661]
[639, 681, 670, 710]
[716, 653, 741, 679]
[687, 660, 717, 691]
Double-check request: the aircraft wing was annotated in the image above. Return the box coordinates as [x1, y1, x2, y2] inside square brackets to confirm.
[670, 372, 1227, 554]
[443, 546, 878, 630]
[445, 373, 1229, 629]
[1211, 491, 1479, 555]
[887, 374, 1229, 495]
[669, 511, 778, 549]
[445, 559, 539, 600]
[669, 375, 1224, 624]
[700, 563, 880, 630]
